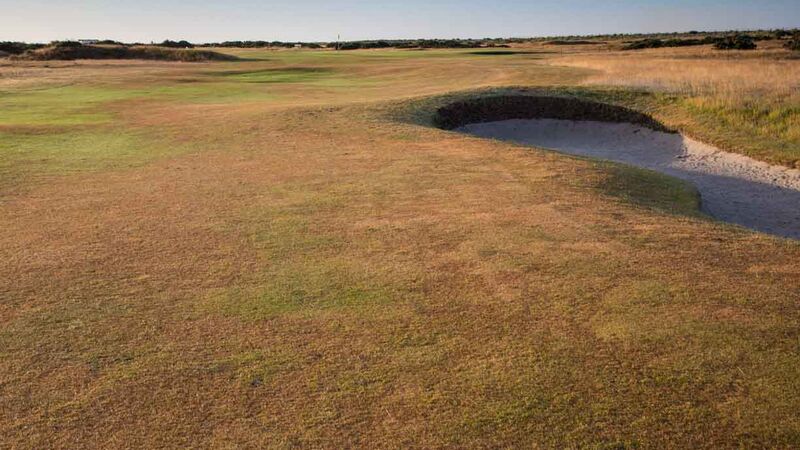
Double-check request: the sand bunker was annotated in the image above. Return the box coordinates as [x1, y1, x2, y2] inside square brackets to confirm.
[458, 119, 800, 239]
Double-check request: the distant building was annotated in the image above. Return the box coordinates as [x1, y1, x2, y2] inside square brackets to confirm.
[78, 39, 99, 45]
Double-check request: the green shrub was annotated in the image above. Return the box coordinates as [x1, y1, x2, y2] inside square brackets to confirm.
[14, 44, 237, 61]
[545, 40, 602, 45]
[785, 32, 800, 51]
[159, 40, 194, 49]
[50, 41, 83, 48]
[622, 37, 718, 50]
[714, 35, 757, 50]
[0, 41, 44, 55]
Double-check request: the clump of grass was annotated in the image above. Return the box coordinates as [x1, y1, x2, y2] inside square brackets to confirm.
[14, 43, 238, 62]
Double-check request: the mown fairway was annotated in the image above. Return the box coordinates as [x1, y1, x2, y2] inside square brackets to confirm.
[2, 46, 800, 447]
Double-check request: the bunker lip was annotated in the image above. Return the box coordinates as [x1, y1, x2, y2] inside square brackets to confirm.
[435, 94, 670, 131]
[440, 95, 800, 240]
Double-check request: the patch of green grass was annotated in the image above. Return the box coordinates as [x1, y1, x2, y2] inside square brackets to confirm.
[140, 82, 276, 103]
[203, 184, 398, 320]
[206, 261, 395, 320]
[596, 162, 703, 217]
[212, 66, 378, 89]
[0, 83, 275, 129]
[0, 86, 141, 126]
[0, 128, 191, 192]
[218, 67, 334, 83]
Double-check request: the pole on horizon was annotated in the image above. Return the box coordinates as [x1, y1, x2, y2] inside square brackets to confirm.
[336, 34, 340, 51]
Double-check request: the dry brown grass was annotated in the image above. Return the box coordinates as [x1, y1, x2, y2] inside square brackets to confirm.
[550, 50, 800, 101]
[2, 47, 800, 448]
[543, 43, 800, 166]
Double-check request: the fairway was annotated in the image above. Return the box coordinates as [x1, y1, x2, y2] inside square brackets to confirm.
[2, 43, 800, 448]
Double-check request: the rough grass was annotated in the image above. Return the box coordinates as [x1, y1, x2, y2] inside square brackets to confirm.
[547, 47, 800, 167]
[2, 45, 800, 448]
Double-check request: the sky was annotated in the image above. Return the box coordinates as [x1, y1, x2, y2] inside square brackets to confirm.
[1, 0, 799, 43]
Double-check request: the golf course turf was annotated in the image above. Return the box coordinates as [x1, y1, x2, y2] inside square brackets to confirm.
[2, 45, 800, 447]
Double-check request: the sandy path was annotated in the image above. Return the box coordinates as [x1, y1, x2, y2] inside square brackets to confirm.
[458, 119, 800, 239]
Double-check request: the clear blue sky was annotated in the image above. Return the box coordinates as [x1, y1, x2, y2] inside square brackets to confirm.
[2, 0, 798, 43]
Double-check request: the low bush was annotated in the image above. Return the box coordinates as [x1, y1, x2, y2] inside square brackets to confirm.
[332, 38, 491, 50]
[785, 32, 800, 51]
[97, 39, 126, 46]
[158, 40, 194, 49]
[714, 35, 757, 50]
[14, 44, 237, 61]
[199, 41, 322, 49]
[545, 40, 604, 45]
[0, 41, 46, 55]
[50, 40, 83, 48]
[337, 40, 393, 50]
[623, 37, 718, 50]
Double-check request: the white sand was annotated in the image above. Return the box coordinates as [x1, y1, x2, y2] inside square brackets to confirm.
[458, 119, 800, 239]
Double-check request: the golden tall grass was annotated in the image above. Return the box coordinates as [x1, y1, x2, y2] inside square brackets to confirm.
[545, 46, 800, 163]
[550, 52, 800, 103]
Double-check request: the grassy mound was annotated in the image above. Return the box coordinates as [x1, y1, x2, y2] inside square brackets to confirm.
[14, 42, 238, 62]
[434, 94, 669, 131]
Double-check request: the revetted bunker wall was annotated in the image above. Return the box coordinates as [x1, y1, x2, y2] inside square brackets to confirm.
[434, 95, 670, 132]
